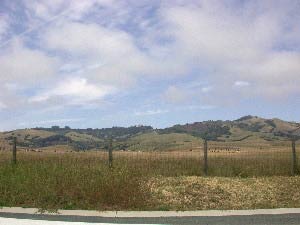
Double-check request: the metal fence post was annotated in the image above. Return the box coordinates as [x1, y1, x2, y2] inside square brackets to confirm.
[291, 139, 297, 176]
[108, 138, 113, 168]
[12, 137, 17, 165]
[203, 139, 208, 176]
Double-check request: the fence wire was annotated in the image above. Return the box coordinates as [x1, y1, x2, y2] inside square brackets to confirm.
[0, 140, 299, 177]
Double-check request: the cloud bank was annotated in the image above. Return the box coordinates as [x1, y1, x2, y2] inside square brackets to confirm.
[0, 0, 300, 129]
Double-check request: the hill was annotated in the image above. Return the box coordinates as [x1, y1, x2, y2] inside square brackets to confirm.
[0, 116, 299, 151]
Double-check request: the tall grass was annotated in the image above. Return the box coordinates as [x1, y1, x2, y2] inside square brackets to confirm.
[0, 152, 151, 210]
[112, 149, 297, 177]
[0, 149, 299, 210]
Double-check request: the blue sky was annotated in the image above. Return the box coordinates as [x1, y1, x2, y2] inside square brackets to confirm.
[0, 0, 300, 131]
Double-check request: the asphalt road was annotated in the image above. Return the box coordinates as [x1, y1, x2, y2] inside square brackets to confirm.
[1, 212, 300, 225]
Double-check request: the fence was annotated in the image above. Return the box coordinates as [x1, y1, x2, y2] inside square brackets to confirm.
[108, 139, 299, 177]
[1, 138, 299, 177]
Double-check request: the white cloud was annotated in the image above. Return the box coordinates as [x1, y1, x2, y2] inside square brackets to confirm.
[0, 15, 9, 42]
[0, 82, 24, 110]
[1, 0, 300, 118]
[163, 5, 262, 65]
[0, 39, 59, 84]
[41, 21, 149, 87]
[19, 118, 84, 127]
[185, 105, 216, 110]
[161, 1, 300, 99]
[24, 0, 67, 20]
[163, 86, 187, 104]
[135, 109, 169, 116]
[0, 101, 7, 110]
[29, 77, 116, 105]
[201, 86, 213, 93]
[234, 81, 250, 87]
[40, 18, 193, 88]
[43, 21, 135, 58]
[24, 0, 115, 21]
[0, 38, 61, 110]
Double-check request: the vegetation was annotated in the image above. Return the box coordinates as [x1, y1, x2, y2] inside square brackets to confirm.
[0, 152, 149, 210]
[0, 148, 299, 210]
[123, 132, 202, 151]
[0, 115, 299, 210]
[149, 176, 300, 210]
[159, 121, 231, 140]
[1, 115, 299, 151]
[35, 125, 153, 140]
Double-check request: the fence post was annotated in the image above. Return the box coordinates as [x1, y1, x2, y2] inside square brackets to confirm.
[291, 139, 297, 176]
[108, 138, 113, 168]
[12, 137, 17, 165]
[203, 139, 208, 176]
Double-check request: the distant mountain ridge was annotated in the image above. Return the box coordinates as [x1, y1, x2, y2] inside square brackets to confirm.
[0, 116, 299, 151]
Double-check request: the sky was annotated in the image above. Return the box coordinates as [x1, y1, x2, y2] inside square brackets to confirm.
[0, 0, 300, 131]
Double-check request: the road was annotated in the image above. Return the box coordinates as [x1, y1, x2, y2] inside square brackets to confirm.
[1, 212, 300, 225]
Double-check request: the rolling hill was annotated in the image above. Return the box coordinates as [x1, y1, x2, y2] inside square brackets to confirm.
[0, 116, 299, 151]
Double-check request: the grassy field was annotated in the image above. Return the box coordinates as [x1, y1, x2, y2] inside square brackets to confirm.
[125, 132, 203, 151]
[0, 152, 147, 210]
[0, 145, 300, 210]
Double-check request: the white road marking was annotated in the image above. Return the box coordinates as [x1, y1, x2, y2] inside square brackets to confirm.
[0, 217, 160, 225]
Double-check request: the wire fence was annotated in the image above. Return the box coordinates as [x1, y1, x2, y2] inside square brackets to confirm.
[0, 139, 299, 177]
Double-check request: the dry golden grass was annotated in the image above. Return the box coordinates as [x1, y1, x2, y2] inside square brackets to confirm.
[0, 150, 300, 210]
[1, 143, 299, 177]
[148, 176, 300, 210]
